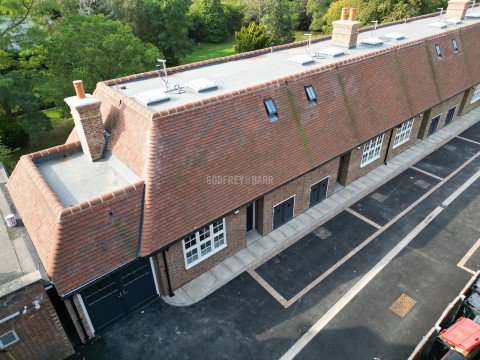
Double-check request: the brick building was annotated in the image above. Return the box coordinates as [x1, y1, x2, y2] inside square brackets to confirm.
[5, 1, 480, 345]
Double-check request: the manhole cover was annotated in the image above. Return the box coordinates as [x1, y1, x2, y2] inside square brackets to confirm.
[371, 192, 387, 202]
[389, 293, 417, 317]
[313, 227, 332, 240]
[414, 179, 430, 189]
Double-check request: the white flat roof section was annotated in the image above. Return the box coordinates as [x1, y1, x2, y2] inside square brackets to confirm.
[110, 15, 480, 112]
[36, 150, 139, 207]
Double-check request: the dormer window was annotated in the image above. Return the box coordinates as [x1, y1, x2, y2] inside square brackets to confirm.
[435, 44, 442, 59]
[264, 98, 278, 122]
[305, 85, 317, 106]
[452, 38, 459, 53]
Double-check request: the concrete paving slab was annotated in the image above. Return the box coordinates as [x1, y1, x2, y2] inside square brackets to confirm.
[258, 236, 276, 251]
[12, 236, 36, 273]
[197, 271, 219, 290]
[166, 287, 192, 305]
[288, 218, 306, 232]
[305, 207, 323, 220]
[278, 223, 297, 238]
[248, 241, 268, 258]
[323, 197, 341, 210]
[330, 192, 349, 205]
[235, 249, 257, 267]
[223, 256, 244, 274]
[267, 230, 288, 244]
[299, 212, 315, 224]
[182, 278, 207, 299]
[211, 263, 233, 281]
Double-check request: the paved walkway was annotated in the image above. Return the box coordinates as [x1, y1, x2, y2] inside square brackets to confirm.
[164, 109, 480, 306]
[0, 165, 40, 290]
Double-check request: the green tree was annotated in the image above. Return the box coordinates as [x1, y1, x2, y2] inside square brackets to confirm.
[235, 21, 272, 53]
[189, 0, 228, 43]
[46, 14, 161, 110]
[306, 0, 334, 31]
[145, 0, 193, 65]
[0, 49, 52, 147]
[261, 0, 295, 44]
[223, 0, 245, 35]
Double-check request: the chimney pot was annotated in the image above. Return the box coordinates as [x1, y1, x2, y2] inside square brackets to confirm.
[73, 80, 86, 99]
[349, 8, 356, 21]
[341, 8, 348, 20]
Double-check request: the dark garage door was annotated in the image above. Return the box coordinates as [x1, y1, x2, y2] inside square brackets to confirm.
[273, 197, 294, 229]
[81, 258, 157, 332]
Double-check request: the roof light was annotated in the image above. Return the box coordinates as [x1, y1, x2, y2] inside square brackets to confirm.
[264, 98, 278, 122]
[184, 78, 218, 93]
[305, 85, 317, 106]
[384, 32, 404, 41]
[361, 38, 383, 46]
[428, 22, 447, 28]
[288, 55, 315, 65]
[134, 90, 170, 106]
[316, 47, 344, 57]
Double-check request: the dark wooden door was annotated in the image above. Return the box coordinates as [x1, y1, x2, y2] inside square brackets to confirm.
[310, 178, 329, 207]
[82, 258, 157, 332]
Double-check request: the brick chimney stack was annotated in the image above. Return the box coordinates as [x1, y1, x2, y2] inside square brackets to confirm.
[331, 8, 362, 49]
[64, 80, 105, 161]
[445, 0, 471, 19]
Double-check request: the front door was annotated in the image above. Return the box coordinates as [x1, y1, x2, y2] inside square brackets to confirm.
[81, 258, 157, 332]
[246, 201, 256, 232]
[273, 197, 294, 229]
[310, 178, 329, 207]
[428, 115, 441, 136]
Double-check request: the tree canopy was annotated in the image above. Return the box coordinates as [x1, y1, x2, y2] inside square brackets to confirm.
[46, 14, 161, 107]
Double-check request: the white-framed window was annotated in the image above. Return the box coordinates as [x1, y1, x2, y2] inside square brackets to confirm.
[393, 118, 415, 148]
[0, 330, 20, 349]
[361, 134, 384, 167]
[471, 85, 480, 104]
[183, 218, 226, 269]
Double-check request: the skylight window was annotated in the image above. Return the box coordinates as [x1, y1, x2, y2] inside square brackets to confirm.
[305, 85, 317, 106]
[435, 44, 442, 59]
[452, 38, 459, 53]
[264, 98, 278, 122]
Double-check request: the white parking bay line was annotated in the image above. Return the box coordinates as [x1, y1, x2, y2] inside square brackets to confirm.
[280, 169, 480, 360]
[457, 238, 480, 275]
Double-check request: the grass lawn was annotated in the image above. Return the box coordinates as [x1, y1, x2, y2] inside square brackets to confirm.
[180, 31, 324, 65]
[8, 108, 74, 172]
[180, 37, 237, 64]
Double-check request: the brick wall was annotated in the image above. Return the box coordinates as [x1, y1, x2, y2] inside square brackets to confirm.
[0, 280, 73, 360]
[338, 130, 392, 185]
[258, 158, 339, 235]
[459, 84, 480, 116]
[159, 210, 246, 290]
[418, 92, 465, 139]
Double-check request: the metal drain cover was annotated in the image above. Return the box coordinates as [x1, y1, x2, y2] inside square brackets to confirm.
[414, 179, 430, 189]
[389, 293, 417, 317]
[371, 192, 387, 202]
[313, 227, 332, 240]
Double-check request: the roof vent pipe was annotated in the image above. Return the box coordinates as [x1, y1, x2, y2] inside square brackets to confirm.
[349, 8, 357, 21]
[341, 7, 348, 20]
[73, 80, 86, 99]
